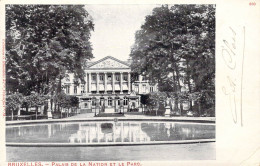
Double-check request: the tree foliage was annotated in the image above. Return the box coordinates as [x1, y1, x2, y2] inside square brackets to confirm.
[6, 93, 23, 112]
[24, 92, 48, 107]
[6, 5, 94, 95]
[130, 5, 215, 115]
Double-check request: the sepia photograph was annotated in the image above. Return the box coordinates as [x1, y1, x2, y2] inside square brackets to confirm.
[4, 4, 216, 161]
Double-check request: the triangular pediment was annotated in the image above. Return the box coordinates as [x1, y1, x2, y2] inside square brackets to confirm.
[88, 56, 130, 69]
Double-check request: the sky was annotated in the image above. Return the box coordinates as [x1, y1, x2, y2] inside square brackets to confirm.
[84, 5, 159, 61]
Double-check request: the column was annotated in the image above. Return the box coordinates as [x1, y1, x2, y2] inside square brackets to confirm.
[104, 72, 107, 93]
[88, 73, 91, 93]
[120, 72, 123, 94]
[69, 84, 73, 95]
[112, 72, 115, 94]
[128, 72, 131, 93]
[96, 72, 99, 94]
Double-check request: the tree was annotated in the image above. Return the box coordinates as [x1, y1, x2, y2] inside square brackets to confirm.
[6, 5, 94, 96]
[130, 5, 215, 116]
[25, 92, 49, 119]
[6, 93, 24, 120]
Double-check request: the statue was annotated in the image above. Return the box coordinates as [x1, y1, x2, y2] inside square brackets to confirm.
[164, 97, 171, 117]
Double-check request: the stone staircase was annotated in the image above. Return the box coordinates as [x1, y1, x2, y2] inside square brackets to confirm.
[105, 107, 115, 113]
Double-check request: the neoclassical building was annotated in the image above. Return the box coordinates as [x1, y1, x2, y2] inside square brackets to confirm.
[62, 56, 157, 113]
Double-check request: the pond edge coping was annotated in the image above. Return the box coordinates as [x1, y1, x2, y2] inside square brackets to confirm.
[5, 117, 216, 126]
[6, 139, 216, 147]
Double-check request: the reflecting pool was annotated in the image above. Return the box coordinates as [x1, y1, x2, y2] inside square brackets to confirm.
[6, 121, 215, 144]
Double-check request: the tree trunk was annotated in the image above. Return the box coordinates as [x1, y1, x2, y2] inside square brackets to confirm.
[185, 60, 193, 112]
[26, 105, 29, 113]
[60, 106, 62, 118]
[36, 106, 38, 120]
[11, 110, 14, 121]
[198, 101, 201, 117]
[171, 68, 180, 115]
[174, 64, 183, 116]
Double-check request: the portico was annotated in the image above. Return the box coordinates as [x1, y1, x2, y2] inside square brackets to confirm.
[86, 71, 131, 94]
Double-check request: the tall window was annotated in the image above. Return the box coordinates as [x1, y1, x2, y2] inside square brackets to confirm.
[92, 75, 96, 81]
[150, 86, 154, 92]
[134, 85, 139, 92]
[115, 75, 120, 81]
[123, 75, 127, 81]
[74, 86, 77, 94]
[92, 100, 96, 106]
[108, 97, 112, 106]
[81, 84, 85, 94]
[107, 75, 112, 81]
[84, 103, 88, 108]
[142, 84, 146, 93]
[65, 76, 70, 82]
[100, 75, 104, 81]
[66, 85, 70, 94]
[123, 97, 128, 105]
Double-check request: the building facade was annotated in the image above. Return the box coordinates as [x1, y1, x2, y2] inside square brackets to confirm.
[62, 56, 157, 113]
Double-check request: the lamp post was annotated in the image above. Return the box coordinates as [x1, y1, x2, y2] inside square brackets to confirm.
[92, 97, 96, 116]
[100, 95, 104, 113]
[123, 95, 127, 115]
[114, 95, 120, 112]
[120, 98, 123, 114]
[96, 98, 100, 114]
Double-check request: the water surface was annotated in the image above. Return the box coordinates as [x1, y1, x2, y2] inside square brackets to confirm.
[6, 121, 215, 143]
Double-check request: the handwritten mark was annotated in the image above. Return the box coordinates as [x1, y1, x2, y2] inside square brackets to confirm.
[221, 26, 245, 127]
[240, 26, 245, 127]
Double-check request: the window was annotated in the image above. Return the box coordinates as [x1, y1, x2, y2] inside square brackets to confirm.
[66, 85, 70, 94]
[115, 75, 120, 81]
[99, 75, 104, 81]
[100, 98, 104, 106]
[142, 84, 146, 93]
[92, 100, 96, 106]
[81, 84, 85, 94]
[142, 76, 146, 81]
[150, 86, 154, 92]
[108, 97, 112, 106]
[123, 97, 128, 106]
[123, 75, 128, 81]
[92, 75, 96, 81]
[135, 75, 139, 81]
[134, 85, 139, 92]
[84, 103, 88, 108]
[74, 86, 77, 94]
[107, 75, 112, 81]
[65, 76, 70, 82]
[118, 100, 121, 106]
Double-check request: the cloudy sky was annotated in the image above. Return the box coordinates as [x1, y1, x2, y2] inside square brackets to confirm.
[85, 5, 159, 61]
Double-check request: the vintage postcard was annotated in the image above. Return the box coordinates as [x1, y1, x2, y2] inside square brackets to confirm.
[0, 0, 259, 166]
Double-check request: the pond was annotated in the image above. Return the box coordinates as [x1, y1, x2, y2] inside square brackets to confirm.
[6, 121, 215, 144]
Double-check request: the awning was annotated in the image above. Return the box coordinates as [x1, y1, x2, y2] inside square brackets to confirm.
[91, 84, 97, 91]
[123, 84, 128, 90]
[115, 84, 120, 91]
[107, 84, 112, 91]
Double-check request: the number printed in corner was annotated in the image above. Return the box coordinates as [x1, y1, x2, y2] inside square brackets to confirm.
[249, 2, 256, 5]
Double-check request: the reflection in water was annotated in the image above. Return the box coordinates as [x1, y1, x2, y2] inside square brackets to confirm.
[6, 122, 215, 144]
